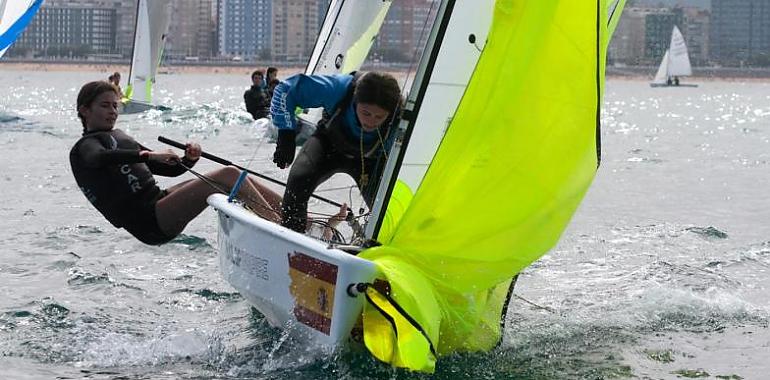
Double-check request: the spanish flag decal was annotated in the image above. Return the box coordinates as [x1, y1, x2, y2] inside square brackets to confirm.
[288, 252, 339, 335]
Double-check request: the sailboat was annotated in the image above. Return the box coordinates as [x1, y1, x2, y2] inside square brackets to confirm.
[265, 0, 393, 142]
[0, 0, 44, 58]
[650, 25, 697, 87]
[121, 0, 172, 114]
[208, 0, 626, 372]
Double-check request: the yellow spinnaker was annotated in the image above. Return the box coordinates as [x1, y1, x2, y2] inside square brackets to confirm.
[359, 0, 626, 372]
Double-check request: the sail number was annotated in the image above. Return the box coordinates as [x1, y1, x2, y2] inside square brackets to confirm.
[223, 239, 269, 281]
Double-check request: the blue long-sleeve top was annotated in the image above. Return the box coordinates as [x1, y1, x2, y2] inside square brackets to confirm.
[270, 73, 380, 145]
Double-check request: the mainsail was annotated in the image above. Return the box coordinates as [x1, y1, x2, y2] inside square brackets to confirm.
[124, 0, 171, 106]
[357, 0, 627, 371]
[297, 0, 393, 128]
[667, 25, 692, 77]
[0, 0, 43, 58]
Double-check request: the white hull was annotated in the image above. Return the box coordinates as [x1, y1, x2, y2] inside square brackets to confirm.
[649, 83, 698, 88]
[208, 194, 378, 349]
[119, 100, 170, 114]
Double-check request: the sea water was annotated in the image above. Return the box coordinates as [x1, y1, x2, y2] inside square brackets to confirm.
[1, 70, 768, 379]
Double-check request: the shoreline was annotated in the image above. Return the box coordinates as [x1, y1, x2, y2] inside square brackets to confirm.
[0, 61, 306, 76]
[2, 61, 769, 82]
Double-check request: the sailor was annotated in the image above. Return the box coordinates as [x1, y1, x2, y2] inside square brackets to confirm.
[244, 70, 270, 120]
[107, 72, 123, 98]
[270, 71, 402, 233]
[70, 81, 282, 245]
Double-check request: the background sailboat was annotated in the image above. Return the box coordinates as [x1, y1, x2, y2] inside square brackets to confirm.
[121, 0, 172, 114]
[650, 25, 697, 87]
[0, 0, 43, 59]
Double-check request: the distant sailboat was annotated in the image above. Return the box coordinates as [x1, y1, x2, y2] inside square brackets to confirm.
[0, 0, 43, 58]
[650, 25, 697, 87]
[121, 0, 172, 114]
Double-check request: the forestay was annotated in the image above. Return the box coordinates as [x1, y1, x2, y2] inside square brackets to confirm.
[357, 0, 627, 372]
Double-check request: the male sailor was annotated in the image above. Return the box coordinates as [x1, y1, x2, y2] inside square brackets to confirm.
[270, 71, 402, 233]
[244, 70, 270, 120]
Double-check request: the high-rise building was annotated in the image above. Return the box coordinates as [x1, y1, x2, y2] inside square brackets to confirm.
[167, 0, 216, 59]
[710, 0, 770, 66]
[609, 7, 650, 66]
[217, 0, 272, 60]
[681, 7, 710, 66]
[374, 0, 438, 63]
[645, 8, 685, 63]
[271, 0, 321, 63]
[8, 0, 134, 58]
[10, 2, 117, 57]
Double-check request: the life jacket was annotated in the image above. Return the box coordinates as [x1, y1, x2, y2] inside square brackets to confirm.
[315, 72, 399, 159]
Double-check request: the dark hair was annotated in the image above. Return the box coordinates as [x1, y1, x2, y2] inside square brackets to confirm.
[77, 81, 120, 134]
[266, 67, 278, 76]
[353, 72, 402, 114]
[251, 70, 264, 79]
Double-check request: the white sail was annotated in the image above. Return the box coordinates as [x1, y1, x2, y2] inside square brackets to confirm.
[366, 0, 495, 238]
[0, 0, 42, 58]
[667, 25, 691, 77]
[652, 49, 670, 84]
[298, 0, 393, 128]
[125, 0, 171, 105]
[306, 0, 392, 75]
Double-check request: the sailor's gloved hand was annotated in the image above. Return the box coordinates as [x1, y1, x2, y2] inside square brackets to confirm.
[273, 129, 296, 169]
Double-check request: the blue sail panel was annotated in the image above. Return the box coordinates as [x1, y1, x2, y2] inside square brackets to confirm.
[0, 0, 44, 56]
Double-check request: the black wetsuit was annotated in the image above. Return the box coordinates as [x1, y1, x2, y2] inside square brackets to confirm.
[69, 129, 196, 245]
[281, 77, 396, 232]
[244, 85, 270, 120]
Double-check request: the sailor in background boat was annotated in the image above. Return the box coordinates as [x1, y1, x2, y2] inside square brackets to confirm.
[70, 81, 282, 245]
[271, 71, 402, 233]
[243, 70, 270, 120]
[107, 72, 123, 98]
[265, 66, 279, 99]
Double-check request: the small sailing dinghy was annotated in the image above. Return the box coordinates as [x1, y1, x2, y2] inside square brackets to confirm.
[208, 0, 627, 372]
[121, 0, 172, 114]
[0, 0, 43, 58]
[650, 25, 697, 88]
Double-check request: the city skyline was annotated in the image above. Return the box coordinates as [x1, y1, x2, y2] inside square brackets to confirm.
[5, 0, 770, 68]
